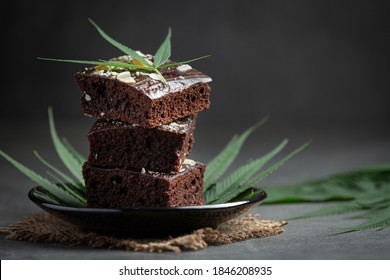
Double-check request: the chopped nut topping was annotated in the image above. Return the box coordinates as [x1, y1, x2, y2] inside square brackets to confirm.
[95, 70, 105, 75]
[146, 59, 154, 66]
[161, 121, 187, 132]
[148, 170, 160, 176]
[177, 64, 192, 72]
[116, 71, 136, 83]
[135, 50, 146, 57]
[149, 73, 161, 80]
[115, 55, 133, 63]
[84, 94, 91, 101]
[183, 159, 196, 166]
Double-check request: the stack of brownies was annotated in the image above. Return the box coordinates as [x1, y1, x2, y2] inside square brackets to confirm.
[74, 54, 212, 208]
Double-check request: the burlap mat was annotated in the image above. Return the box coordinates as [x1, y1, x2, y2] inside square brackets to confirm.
[0, 213, 287, 253]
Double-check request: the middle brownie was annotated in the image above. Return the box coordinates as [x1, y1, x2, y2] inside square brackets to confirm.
[83, 161, 205, 208]
[87, 116, 196, 173]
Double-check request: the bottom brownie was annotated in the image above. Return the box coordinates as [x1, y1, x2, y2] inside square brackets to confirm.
[83, 160, 205, 208]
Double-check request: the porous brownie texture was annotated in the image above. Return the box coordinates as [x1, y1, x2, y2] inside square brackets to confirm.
[83, 161, 205, 208]
[75, 59, 211, 128]
[87, 116, 196, 172]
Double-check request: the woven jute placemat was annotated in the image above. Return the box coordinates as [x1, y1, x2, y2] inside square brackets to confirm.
[0, 213, 287, 253]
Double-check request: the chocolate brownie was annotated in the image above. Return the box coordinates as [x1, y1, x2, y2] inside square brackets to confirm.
[75, 55, 212, 128]
[87, 116, 196, 172]
[83, 160, 205, 208]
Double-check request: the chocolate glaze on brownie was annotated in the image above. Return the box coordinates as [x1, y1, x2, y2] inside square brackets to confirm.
[75, 56, 212, 127]
[83, 160, 205, 208]
[87, 116, 196, 172]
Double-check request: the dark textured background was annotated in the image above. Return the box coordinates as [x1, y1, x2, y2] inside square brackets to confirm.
[1, 0, 390, 260]
[2, 0, 390, 130]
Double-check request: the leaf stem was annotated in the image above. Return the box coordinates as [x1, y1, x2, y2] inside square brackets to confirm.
[154, 68, 168, 85]
[159, 55, 211, 68]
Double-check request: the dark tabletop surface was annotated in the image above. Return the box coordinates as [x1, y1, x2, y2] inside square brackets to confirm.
[1, 120, 390, 260]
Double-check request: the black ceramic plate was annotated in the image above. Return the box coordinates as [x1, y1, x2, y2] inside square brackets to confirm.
[28, 186, 267, 237]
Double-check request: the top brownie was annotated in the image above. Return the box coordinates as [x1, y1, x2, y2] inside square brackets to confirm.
[75, 55, 212, 127]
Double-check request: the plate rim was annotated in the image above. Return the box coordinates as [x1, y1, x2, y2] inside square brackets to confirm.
[28, 186, 267, 213]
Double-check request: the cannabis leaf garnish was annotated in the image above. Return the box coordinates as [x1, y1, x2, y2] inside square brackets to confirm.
[37, 19, 210, 85]
[153, 28, 172, 68]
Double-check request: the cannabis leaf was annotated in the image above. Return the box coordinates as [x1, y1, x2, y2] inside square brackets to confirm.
[0, 108, 87, 207]
[203, 118, 309, 204]
[37, 20, 209, 85]
[88, 19, 151, 67]
[203, 118, 267, 191]
[0, 150, 85, 207]
[264, 164, 390, 231]
[153, 28, 172, 68]
[48, 107, 84, 190]
[340, 206, 390, 232]
[205, 139, 288, 203]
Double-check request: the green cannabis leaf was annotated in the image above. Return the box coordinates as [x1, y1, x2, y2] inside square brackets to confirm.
[342, 206, 390, 231]
[48, 107, 84, 189]
[0, 149, 84, 207]
[37, 20, 210, 85]
[0, 108, 87, 207]
[264, 164, 390, 232]
[203, 119, 309, 204]
[88, 19, 151, 67]
[204, 117, 269, 191]
[153, 28, 172, 68]
[202, 121, 390, 232]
